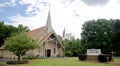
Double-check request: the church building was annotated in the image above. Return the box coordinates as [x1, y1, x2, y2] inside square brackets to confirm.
[0, 11, 64, 59]
[27, 11, 64, 57]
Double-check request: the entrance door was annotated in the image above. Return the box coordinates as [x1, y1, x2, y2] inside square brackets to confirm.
[45, 49, 51, 57]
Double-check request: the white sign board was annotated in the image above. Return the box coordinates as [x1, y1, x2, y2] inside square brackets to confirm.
[87, 49, 101, 55]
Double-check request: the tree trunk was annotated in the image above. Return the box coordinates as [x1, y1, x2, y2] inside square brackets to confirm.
[18, 55, 21, 63]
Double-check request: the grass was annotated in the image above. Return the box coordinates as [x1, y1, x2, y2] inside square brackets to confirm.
[114, 57, 120, 62]
[1, 57, 120, 66]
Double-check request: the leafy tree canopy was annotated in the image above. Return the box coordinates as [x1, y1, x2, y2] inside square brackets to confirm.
[4, 32, 39, 62]
[81, 19, 120, 55]
[0, 21, 29, 47]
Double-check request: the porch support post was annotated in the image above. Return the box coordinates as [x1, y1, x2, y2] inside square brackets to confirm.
[56, 40, 57, 57]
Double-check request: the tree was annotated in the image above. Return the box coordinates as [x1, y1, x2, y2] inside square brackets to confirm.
[0, 22, 17, 46]
[81, 19, 113, 54]
[112, 19, 120, 55]
[0, 21, 6, 46]
[16, 24, 30, 33]
[63, 37, 81, 57]
[4, 32, 39, 62]
[0, 21, 30, 47]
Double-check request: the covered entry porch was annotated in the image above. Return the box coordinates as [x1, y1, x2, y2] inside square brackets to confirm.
[39, 37, 64, 58]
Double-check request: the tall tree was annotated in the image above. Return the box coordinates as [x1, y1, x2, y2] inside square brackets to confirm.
[0, 21, 5, 45]
[81, 19, 113, 53]
[4, 32, 39, 62]
[63, 38, 81, 57]
[0, 21, 30, 47]
[17, 24, 30, 33]
[112, 19, 120, 55]
[0, 22, 17, 46]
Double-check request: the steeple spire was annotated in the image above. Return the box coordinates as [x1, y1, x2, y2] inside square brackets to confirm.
[46, 10, 52, 27]
[46, 7, 53, 33]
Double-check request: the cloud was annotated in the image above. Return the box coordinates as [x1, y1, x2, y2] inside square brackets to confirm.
[18, 0, 49, 16]
[7, 12, 48, 29]
[7, 0, 82, 38]
[6, 0, 53, 31]
[81, 0, 110, 6]
[0, 0, 17, 8]
[61, 0, 75, 4]
[117, 0, 120, 3]
[5, 0, 120, 39]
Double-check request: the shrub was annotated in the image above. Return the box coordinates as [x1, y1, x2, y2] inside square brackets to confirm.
[6, 61, 29, 64]
[23, 56, 38, 59]
[65, 51, 73, 57]
[98, 54, 112, 62]
[78, 54, 87, 61]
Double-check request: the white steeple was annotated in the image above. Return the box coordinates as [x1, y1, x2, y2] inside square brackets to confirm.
[46, 9, 53, 33]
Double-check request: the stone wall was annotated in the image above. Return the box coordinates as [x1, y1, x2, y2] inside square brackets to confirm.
[0, 50, 17, 59]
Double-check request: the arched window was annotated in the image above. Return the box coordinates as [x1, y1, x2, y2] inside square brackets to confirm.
[54, 48, 55, 54]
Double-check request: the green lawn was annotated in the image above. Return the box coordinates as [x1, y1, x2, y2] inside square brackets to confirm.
[1, 57, 120, 66]
[114, 57, 120, 62]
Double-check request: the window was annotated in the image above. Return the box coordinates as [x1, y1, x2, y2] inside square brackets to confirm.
[39, 47, 40, 53]
[54, 48, 55, 54]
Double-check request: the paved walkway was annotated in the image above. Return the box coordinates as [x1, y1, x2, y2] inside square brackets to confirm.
[0, 59, 7, 66]
[108, 62, 120, 65]
[0, 59, 14, 62]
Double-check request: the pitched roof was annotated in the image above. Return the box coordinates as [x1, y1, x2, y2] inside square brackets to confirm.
[28, 26, 46, 40]
[28, 26, 64, 49]
[28, 10, 64, 49]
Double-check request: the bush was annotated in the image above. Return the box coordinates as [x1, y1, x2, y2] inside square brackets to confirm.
[78, 54, 87, 61]
[65, 51, 73, 57]
[98, 54, 112, 62]
[23, 56, 38, 59]
[6, 61, 29, 64]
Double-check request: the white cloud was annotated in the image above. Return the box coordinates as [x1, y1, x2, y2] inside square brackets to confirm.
[19, 0, 49, 16]
[0, 0, 17, 8]
[7, 0, 120, 38]
[10, 0, 17, 6]
[8, 11, 48, 29]
[81, 0, 110, 6]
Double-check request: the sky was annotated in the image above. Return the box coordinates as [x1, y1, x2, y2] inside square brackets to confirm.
[0, 0, 120, 39]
